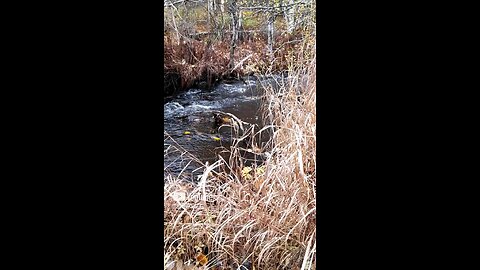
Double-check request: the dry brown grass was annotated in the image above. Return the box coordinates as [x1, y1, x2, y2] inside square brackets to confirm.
[164, 36, 316, 270]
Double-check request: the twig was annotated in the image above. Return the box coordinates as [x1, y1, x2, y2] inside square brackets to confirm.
[230, 54, 253, 72]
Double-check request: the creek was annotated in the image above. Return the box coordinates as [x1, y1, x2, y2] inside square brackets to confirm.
[164, 76, 282, 181]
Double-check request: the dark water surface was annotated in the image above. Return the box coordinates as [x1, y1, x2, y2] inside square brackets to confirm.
[164, 76, 282, 180]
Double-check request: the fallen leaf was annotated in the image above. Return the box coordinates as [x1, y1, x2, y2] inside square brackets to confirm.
[196, 253, 208, 266]
[241, 166, 253, 179]
[184, 131, 191, 135]
[242, 166, 252, 176]
[255, 165, 265, 175]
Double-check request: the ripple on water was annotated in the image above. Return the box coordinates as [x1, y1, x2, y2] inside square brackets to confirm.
[164, 102, 184, 117]
[186, 103, 217, 111]
[164, 78, 276, 178]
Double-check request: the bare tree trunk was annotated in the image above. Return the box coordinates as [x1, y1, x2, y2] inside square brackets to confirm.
[220, 0, 225, 12]
[267, 14, 274, 59]
[207, 0, 212, 26]
[169, 7, 180, 44]
[286, 0, 295, 33]
[228, 0, 238, 70]
[219, 6, 226, 40]
[237, 10, 242, 41]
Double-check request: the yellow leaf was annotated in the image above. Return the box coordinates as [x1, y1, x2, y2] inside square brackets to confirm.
[212, 136, 221, 141]
[184, 131, 191, 135]
[255, 165, 266, 175]
[242, 166, 253, 180]
[242, 166, 252, 176]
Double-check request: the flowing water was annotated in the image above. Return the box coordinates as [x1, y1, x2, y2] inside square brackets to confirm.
[164, 76, 282, 181]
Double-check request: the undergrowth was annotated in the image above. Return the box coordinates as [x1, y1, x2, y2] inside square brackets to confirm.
[164, 31, 304, 96]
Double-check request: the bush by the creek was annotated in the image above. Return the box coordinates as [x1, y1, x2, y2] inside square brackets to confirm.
[163, 31, 306, 95]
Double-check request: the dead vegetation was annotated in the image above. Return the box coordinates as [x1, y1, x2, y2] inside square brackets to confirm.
[164, 32, 304, 96]
[164, 1, 316, 268]
[164, 37, 316, 269]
